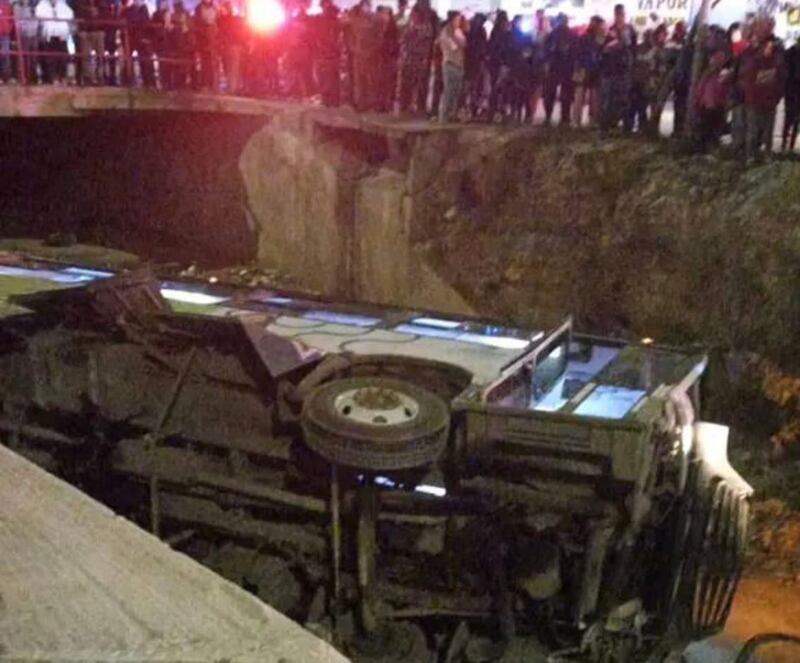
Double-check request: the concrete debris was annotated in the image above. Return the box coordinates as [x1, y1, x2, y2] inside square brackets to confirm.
[464, 635, 506, 663]
[444, 622, 470, 663]
[203, 544, 304, 616]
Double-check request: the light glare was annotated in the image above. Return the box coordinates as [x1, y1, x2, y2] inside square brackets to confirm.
[248, 0, 286, 32]
[457, 332, 531, 350]
[161, 288, 228, 306]
[415, 484, 446, 497]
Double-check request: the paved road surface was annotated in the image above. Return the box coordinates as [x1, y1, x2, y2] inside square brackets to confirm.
[0, 443, 348, 663]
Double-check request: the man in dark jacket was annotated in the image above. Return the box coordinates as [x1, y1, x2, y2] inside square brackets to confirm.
[75, 0, 111, 84]
[599, 3, 636, 132]
[464, 12, 487, 118]
[741, 17, 786, 159]
[285, 0, 315, 99]
[543, 13, 576, 125]
[193, 0, 219, 90]
[782, 37, 800, 150]
[218, 1, 246, 93]
[376, 5, 399, 112]
[348, 0, 381, 111]
[124, 0, 154, 86]
[315, 0, 341, 107]
[670, 19, 691, 135]
[486, 10, 512, 119]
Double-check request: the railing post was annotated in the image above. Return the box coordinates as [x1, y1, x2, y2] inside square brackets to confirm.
[13, 16, 25, 85]
[121, 25, 132, 86]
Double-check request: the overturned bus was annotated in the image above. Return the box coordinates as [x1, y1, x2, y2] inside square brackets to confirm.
[0, 256, 752, 663]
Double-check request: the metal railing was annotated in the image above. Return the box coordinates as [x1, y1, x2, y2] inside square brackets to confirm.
[0, 16, 227, 91]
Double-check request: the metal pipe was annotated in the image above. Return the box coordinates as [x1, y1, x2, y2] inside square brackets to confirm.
[330, 462, 342, 614]
[357, 481, 379, 634]
[14, 16, 25, 85]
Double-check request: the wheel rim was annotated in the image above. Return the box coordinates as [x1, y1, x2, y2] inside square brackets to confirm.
[301, 376, 450, 471]
[334, 387, 420, 426]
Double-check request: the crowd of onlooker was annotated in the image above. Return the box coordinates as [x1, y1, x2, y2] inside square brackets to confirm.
[0, 0, 797, 157]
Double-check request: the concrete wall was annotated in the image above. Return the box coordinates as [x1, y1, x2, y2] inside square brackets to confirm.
[239, 114, 478, 313]
[239, 116, 364, 298]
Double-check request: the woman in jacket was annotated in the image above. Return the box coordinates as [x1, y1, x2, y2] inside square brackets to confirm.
[398, 1, 436, 115]
[437, 10, 465, 122]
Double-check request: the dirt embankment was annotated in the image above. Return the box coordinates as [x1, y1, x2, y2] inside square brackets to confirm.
[243, 122, 800, 370]
[418, 134, 800, 368]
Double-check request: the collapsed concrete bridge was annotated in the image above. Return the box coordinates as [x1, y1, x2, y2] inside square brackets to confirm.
[0, 84, 483, 315]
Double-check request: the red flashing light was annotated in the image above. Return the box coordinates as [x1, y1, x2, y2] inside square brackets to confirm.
[248, 0, 286, 32]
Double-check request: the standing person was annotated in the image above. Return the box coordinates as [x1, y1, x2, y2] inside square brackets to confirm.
[694, 49, 732, 151]
[643, 23, 670, 135]
[193, 0, 218, 91]
[395, 0, 408, 33]
[429, 11, 443, 117]
[728, 21, 751, 153]
[599, 3, 636, 133]
[75, 0, 114, 85]
[670, 19, 691, 136]
[217, 1, 244, 94]
[102, 0, 120, 85]
[543, 12, 576, 126]
[782, 36, 800, 151]
[349, 0, 380, 111]
[0, 0, 13, 82]
[314, 0, 340, 107]
[376, 5, 399, 112]
[13, 0, 39, 82]
[437, 9, 464, 122]
[741, 17, 785, 160]
[572, 15, 605, 126]
[35, 0, 73, 83]
[398, 0, 436, 115]
[531, 8, 549, 44]
[508, 14, 532, 121]
[75, 0, 111, 85]
[168, 0, 192, 88]
[151, 0, 172, 88]
[124, 0, 154, 86]
[486, 10, 511, 120]
[628, 28, 652, 132]
[729, 21, 748, 58]
[464, 12, 487, 118]
[527, 16, 548, 123]
[284, 0, 314, 99]
[671, 19, 687, 47]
